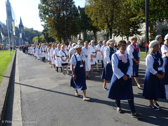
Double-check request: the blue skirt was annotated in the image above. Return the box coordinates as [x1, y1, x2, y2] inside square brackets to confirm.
[108, 75, 134, 100]
[163, 57, 168, 84]
[132, 61, 139, 77]
[143, 70, 163, 99]
[101, 64, 113, 81]
[71, 77, 87, 90]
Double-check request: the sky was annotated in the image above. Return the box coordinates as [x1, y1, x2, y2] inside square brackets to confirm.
[0, 0, 85, 32]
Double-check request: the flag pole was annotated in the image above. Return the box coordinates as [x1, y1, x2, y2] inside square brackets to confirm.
[6, 1, 11, 55]
[7, 16, 11, 55]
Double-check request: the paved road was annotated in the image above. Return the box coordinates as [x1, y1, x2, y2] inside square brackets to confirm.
[4, 50, 168, 126]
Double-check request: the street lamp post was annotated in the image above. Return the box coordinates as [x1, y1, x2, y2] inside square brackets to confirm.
[145, 0, 149, 55]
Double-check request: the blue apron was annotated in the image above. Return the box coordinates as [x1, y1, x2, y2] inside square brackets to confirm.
[108, 54, 134, 100]
[143, 53, 165, 99]
[101, 48, 115, 80]
[132, 45, 139, 77]
[70, 55, 87, 90]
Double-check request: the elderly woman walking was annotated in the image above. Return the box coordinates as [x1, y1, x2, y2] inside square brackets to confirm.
[70, 45, 90, 101]
[108, 40, 141, 118]
[101, 39, 117, 90]
[127, 36, 142, 89]
[143, 40, 165, 110]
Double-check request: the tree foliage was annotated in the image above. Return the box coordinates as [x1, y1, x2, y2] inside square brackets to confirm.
[85, 0, 142, 39]
[38, 0, 81, 43]
[85, 0, 168, 40]
[129, 0, 168, 39]
[85, 0, 120, 39]
[78, 7, 99, 41]
[32, 35, 45, 43]
[24, 28, 42, 43]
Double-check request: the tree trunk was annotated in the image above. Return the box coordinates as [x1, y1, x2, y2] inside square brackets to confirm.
[83, 31, 87, 42]
[93, 30, 97, 42]
[126, 36, 129, 41]
[110, 29, 112, 39]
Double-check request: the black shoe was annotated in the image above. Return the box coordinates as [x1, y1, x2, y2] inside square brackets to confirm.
[149, 105, 160, 110]
[138, 85, 143, 90]
[117, 108, 124, 114]
[131, 113, 142, 119]
[153, 102, 160, 108]
[103, 85, 108, 91]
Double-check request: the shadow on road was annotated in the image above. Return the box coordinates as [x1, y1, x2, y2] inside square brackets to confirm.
[0, 75, 10, 79]
[15, 81, 168, 126]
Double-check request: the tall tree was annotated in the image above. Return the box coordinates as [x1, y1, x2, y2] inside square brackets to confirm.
[85, 0, 120, 39]
[79, 7, 99, 41]
[42, 24, 55, 42]
[130, 0, 168, 40]
[39, 0, 81, 43]
[113, 0, 142, 40]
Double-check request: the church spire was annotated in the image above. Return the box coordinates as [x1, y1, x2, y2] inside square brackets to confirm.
[19, 17, 23, 27]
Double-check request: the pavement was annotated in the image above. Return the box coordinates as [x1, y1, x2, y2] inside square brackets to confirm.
[3, 50, 168, 126]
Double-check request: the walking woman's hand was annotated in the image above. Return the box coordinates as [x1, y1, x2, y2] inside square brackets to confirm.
[73, 74, 77, 79]
[166, 52, 168, 57]
[123, 75, 128, 81]
[155, 73, 162, 79]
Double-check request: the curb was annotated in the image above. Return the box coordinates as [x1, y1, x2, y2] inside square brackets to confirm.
[0, 50, 16, 126]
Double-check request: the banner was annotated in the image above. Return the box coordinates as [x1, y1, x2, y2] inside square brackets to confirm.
[12, 21, 15, 35]
[11, 5, 15, 22]
[1, 32, 3, 40]
[20, 33, 22, 38]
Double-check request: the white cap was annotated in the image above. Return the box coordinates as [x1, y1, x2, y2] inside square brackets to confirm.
[74, 44, 82, 49]
[149, 40, 158, 48]
[91, 40, 95, 43]
[164, 34, 168, 40]
[72, 43, 76, 47]
[155, 35, 162, 40]
[131, 36, 137, 40]
[107, 39, 115, 44]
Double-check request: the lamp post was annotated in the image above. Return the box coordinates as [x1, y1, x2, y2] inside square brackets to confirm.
[145, 0, 149, 55]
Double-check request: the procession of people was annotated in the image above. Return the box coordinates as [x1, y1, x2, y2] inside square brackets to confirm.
[19, 34, 168, 119]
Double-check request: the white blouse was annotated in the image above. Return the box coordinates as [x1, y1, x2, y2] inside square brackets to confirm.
[146, 54, 165, 75]
[82, 47, 90, 57]
[89, 45, 97, 56]
[100, 45, 107, 52]
[161, 45, 168, 58]
[112, 50, 133, 79]
[55, 48, 61, 57]
[60, 50, 69, 63]
[70, 53, 85, 68]
[50, 48, 54, 57]
[69, 48, 75, 55]
[127, 44, 141, 59]
[104, 46, 118, 64]
[96, 44, 102, 51]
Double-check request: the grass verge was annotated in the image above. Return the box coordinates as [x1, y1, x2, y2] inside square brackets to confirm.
[140, 51, 146, 60]
[0, 50, 15, 85]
